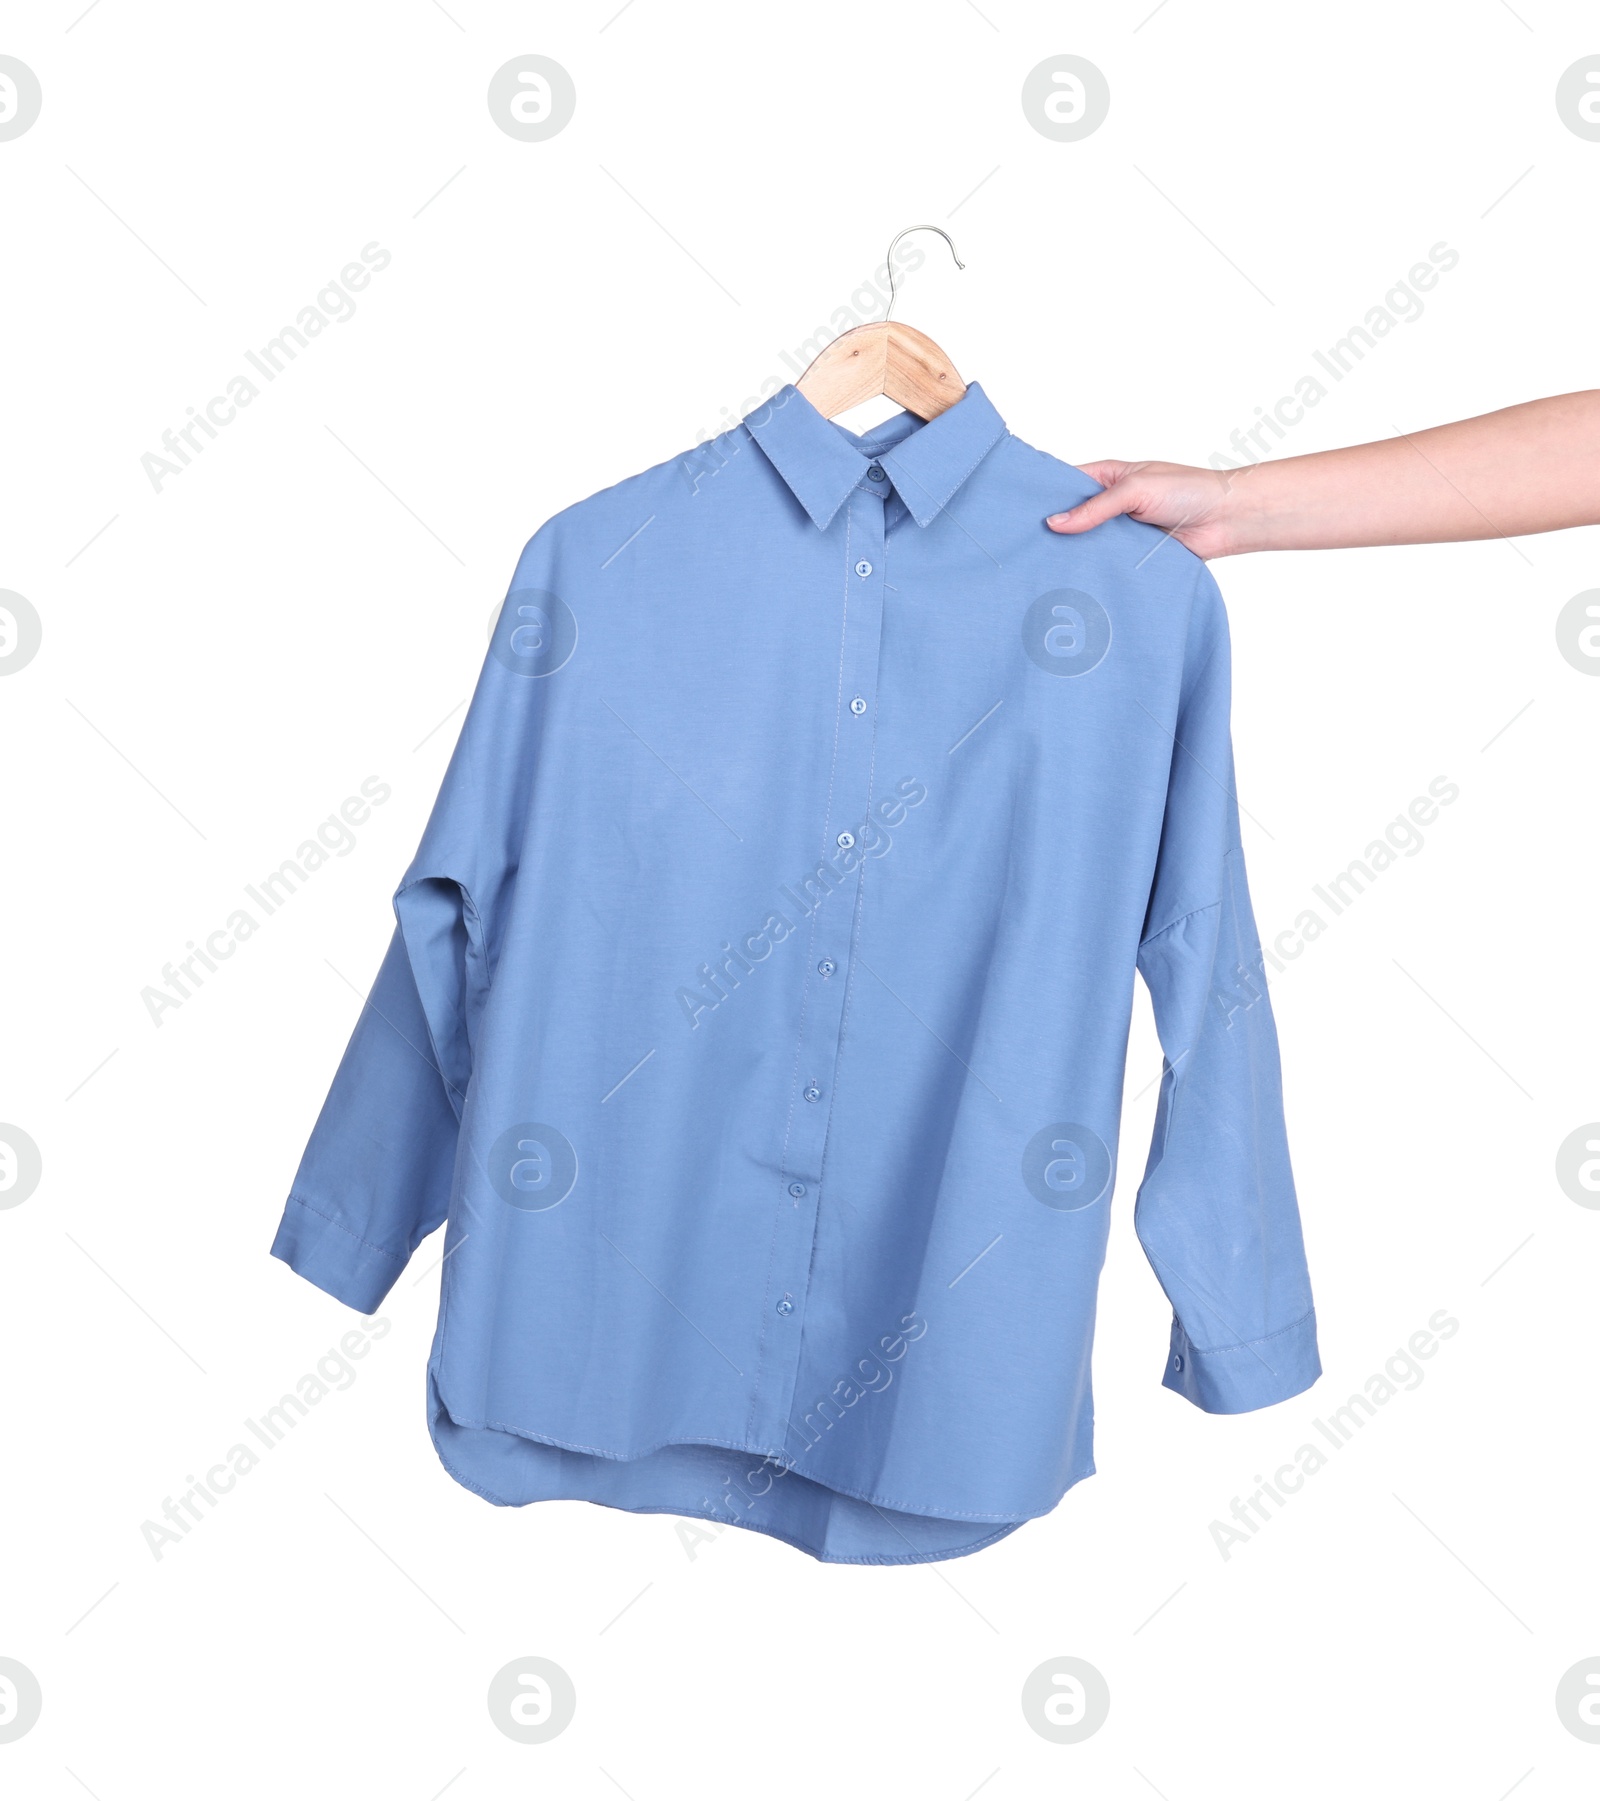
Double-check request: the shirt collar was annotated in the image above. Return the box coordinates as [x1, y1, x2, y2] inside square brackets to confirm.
[743, 380, 1007, 530]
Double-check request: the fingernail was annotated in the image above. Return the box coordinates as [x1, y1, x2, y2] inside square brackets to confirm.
[1045, 513, 1071, 527]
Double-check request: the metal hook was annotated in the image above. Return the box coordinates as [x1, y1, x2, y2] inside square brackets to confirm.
[884, 225, 965, 323]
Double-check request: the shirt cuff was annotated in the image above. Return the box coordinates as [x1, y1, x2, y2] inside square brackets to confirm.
[270, 1195, 407, 1314]
[1162, 1308, 1320, 1414]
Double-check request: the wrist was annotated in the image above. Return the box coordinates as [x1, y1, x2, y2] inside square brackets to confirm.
[1216, 462, 1278, 556]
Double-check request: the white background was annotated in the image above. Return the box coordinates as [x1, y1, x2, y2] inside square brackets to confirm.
[2, 1, 1597, 1794]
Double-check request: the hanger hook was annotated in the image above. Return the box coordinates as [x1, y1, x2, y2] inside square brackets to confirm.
[884, 225, 965, 323]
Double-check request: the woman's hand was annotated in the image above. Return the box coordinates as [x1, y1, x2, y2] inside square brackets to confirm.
[1045, 393, 1600, 558]
[1046, 461, 1244, 560]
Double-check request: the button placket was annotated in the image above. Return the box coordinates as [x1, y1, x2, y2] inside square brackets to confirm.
[757, 469, 890, 1443]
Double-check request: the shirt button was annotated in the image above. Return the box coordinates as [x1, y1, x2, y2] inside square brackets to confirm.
[836, 830, 855, 849]
[867, 465, 885, 482]
[803, 1083, 822, 1103]
[788, 1182, 806, 1198]
[776, 1296, 794, 1316]
[850, 696, 867, 716]
[817, 958, 836, 977]
[854, 559, 873, 578]
[1173, 1354, 1185, 1372]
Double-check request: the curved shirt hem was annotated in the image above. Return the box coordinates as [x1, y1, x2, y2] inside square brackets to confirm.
[427, 1359, 1094, 1562]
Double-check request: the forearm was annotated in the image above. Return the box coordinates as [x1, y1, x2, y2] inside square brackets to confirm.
[1227, 390, 1600, 553]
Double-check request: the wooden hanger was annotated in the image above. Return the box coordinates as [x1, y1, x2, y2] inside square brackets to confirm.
[796, 226, 968, 422]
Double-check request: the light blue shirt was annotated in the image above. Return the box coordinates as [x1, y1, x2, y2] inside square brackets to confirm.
[272, 381, 1320, 1565]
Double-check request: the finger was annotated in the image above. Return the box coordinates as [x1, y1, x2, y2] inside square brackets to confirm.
[1046, 481, 1140, 534]
[1074, 460, 1129, 490]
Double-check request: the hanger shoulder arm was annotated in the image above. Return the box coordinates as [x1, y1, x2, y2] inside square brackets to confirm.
[883, 323, 965, 419]
[795, 323, 891, 419]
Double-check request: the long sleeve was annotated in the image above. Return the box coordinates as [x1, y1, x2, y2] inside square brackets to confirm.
[270, 927, 464, 1311]
[271, 525, 558, 1312]
[1133, 566, 1320, 1414]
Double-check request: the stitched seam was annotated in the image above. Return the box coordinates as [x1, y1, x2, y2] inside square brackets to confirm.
[439, 1410, 1053, 1523]
[1139, 899, 1220, 950]
[939, 419, 1008, 497]
[284, 1194, 407, 1268]
[1179, 1305, 1317, 1360]
[810, 504, 886, 1303]
[883, 419, 1006, 523]
[829, 762, 876, 1104]
[749, 497, 856, 1445]
[608, 1502, 1024, 1566]
[745, 414, 852, 529]
[690, 1511, 1022, 1566]
[443, 1473, 1015, 1564]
